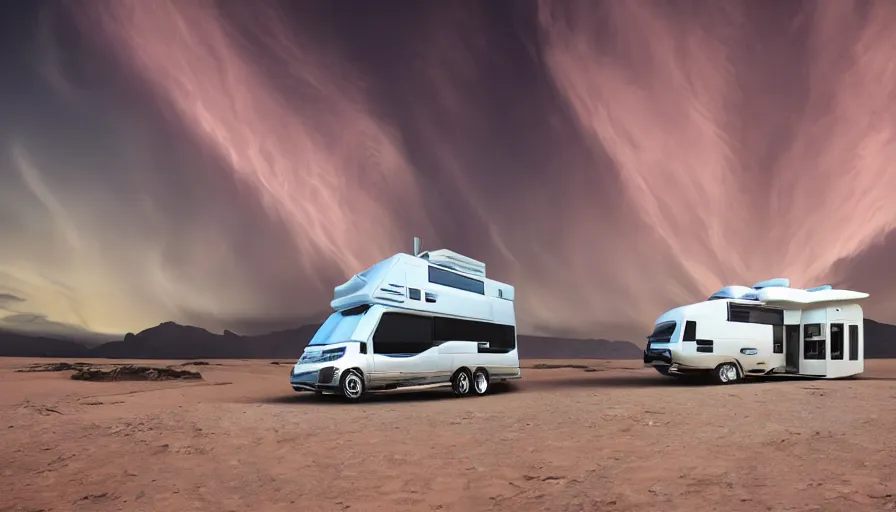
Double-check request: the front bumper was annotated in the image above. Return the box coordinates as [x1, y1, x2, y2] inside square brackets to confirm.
[643, 348, 673, 366]
[290, 365, 341, 392]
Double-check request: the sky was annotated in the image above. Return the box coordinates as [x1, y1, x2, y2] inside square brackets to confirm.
[1, 0, 896, 342]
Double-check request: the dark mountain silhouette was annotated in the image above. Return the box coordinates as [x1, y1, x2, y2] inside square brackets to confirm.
[0, 329, 90, 358]
[1, 318, 894, 360]
[862, 319, 896, 358]
[0, 320, 642, 360]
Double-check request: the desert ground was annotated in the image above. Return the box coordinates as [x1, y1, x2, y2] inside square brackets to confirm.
[1, 358, 896, 512]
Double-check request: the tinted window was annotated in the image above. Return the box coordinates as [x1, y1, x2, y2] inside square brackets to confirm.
[849, 325, 859, 361]
[773, 325, 783, 353]
[728, 304, 751, 323]
[728, 304, 783, 325]
[372, 313, 434, 355]
[804, 324, 822, 338]
[433, 316, 516, 351]
[648, 321, 676, 343]
[830, 323, 844, 360]
[408, 288, 421, 301]
[683, 321, 697, 342]
[428, 266, 485, 295]
[803, 323, 825, 360]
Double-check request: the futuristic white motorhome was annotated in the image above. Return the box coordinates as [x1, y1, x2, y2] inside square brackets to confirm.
[643, 278, 869, 384]
[290, 238, 521, 401]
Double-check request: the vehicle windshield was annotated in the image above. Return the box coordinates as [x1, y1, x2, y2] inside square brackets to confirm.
[647, 321, 676, 343]
[308, 306, 369, 346]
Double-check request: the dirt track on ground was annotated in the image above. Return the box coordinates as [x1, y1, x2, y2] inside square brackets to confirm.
[2, 358, 895, 512]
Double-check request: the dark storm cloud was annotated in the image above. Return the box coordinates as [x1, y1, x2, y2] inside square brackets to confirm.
[1, 0, 895, 342]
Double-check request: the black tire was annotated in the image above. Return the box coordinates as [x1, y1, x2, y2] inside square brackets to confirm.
[472, 368, 490, 396]
[654, 365, 673, 377]
[339, 369, 365, 401]
[451, 368, 472, 397]
[712, 362, 740, 385]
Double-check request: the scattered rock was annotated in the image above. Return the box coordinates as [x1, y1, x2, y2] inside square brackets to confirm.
[71, 365, 202, 382]
[16, 362, 91, 373]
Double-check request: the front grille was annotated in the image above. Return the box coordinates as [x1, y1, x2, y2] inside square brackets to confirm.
[318, 366, 336, 384]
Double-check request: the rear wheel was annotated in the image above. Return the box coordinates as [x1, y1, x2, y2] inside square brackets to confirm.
[451, 368, 472, 397]
[472, 368, 489, 396]
[340, 370, 365, 401]
[712, 362, 740, 385]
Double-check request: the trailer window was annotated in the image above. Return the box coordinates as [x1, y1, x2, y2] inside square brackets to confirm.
[773, 325, 783, 353]
[372, 312, 434, 355]
[433, 316, 516, 352]
[728, 304, 784, 325]
[648, 321, 676, 343]
[849, 325, 859, 361]
[830, 323, 844, 360]
[682, 321, 696, 342]
[803, 323, 825, 360]
[428, 266, 485, 295]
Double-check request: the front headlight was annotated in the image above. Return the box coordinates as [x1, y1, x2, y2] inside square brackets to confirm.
[320, 347, 346, 362]
[298, 347, 347, 364]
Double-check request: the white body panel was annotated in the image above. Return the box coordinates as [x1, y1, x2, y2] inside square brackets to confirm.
[645, 280, 868, 380]
[291, 251, 521, 395]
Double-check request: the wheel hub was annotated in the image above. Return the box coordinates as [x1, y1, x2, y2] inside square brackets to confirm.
[458, 373, 469, 393]
[719, 364, 737, 383]
[475, 373, 487, 393]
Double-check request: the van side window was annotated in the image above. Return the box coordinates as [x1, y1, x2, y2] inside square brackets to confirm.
[830, 323, 844, 360]
[803, 323, 825, 360]
[372, 313, 434, 356]
[848, 325, 859, 361]
[408, 288, 421, 301]
[433, 316, 516, 352]
[682, 321, 696, 342]
[428, 266, 485, 295]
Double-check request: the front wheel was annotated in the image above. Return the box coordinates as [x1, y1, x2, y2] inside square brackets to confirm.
[340, 370, 365, 401]
[451, 368, 472, 397]
[472, 368, 489, 396]
[712, 362, 740, 385]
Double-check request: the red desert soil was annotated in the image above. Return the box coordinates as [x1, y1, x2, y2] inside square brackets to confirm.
[1, 358, 896, 512]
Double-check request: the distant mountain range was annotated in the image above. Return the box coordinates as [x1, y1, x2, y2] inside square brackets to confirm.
[0, 321, 644, 360]
[2, 319, 894, 360]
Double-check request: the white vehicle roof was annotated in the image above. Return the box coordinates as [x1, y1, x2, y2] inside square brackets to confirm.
[707, 277, 868, 307]
[330, 250, 515, 324]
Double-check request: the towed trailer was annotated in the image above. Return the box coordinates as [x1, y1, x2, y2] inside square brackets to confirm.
[644, 278, 869, 384]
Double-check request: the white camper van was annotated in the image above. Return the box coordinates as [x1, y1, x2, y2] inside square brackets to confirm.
[643, 278, 869, 384]
[290, 238, 521, 401]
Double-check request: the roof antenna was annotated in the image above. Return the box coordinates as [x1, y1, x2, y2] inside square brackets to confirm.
[413, 236, 422, 256]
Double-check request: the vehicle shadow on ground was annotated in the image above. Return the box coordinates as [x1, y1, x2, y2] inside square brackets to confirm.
[258, 382, 518, 406]
[518, 373, 716, 391]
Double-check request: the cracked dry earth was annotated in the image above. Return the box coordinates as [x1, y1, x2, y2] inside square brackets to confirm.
[1, 357, 896, 512]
